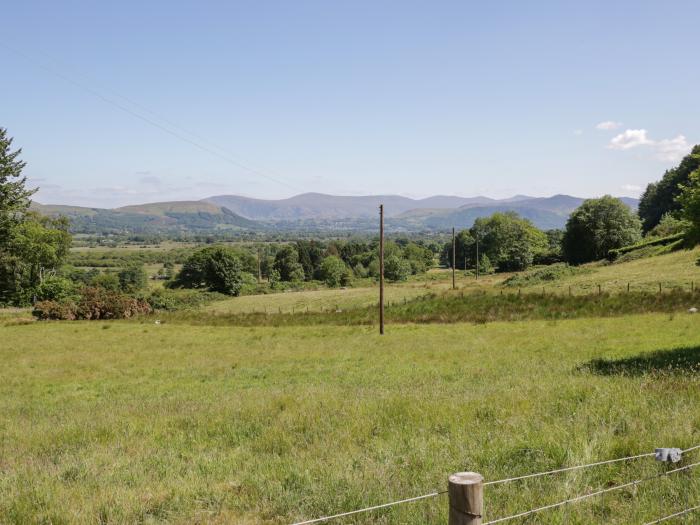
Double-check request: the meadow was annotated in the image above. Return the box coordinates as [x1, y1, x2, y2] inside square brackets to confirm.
[2, 247, 700, 523]
[2, 313, 700, 524]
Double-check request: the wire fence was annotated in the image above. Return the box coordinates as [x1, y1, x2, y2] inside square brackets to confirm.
[289, 444, 700, 525]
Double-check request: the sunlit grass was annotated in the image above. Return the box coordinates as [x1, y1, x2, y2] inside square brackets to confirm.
[2, 314, 700, 524]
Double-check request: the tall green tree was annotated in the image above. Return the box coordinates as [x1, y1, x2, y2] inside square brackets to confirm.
[563, 196, 642, 264]
[677, 168, 700, 244]
[0, 127, 36, 246]
[169, 245, 247, 295]
[638, 145, 700, 232]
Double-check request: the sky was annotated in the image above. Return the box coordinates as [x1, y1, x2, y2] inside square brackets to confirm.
[1, 1, 699, 208]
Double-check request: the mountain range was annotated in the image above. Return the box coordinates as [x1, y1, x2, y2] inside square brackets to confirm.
[33, 193, 639, 234]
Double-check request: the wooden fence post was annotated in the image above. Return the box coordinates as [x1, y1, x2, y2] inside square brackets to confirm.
[448, 472, 483, 525]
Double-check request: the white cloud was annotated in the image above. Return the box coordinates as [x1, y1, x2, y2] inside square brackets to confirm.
[654, 135, 690, 162]
[596, 121, 622, 130]
[607, 129, 692, 162]
[621, 184, 642, 192]
[573, 129, 584, 136]
[608, 129, 652, 150]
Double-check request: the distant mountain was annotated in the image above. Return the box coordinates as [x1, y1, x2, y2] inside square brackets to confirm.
[32, 201, 260, 234]
[205, 192, 496, 220]
[205, 192, 638, 230]
[33, 193, 640, 234]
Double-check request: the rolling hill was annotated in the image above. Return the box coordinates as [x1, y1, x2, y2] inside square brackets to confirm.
[32, 201, 260, 234]
[33, 193, 640, 234]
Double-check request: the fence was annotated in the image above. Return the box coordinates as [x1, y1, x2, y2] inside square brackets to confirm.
[290, 445, 700, 525]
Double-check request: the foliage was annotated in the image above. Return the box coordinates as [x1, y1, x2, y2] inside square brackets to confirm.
[607, 232, 685, 261]
[383, 255, 411, 281]
[677, 167, 700, 244]
[456, 212, 548, 272]
[146, 288, 226, 311]
[33, 276, 77, 302]
[648, 213, 689, 238]
[502, 263, 591, 287]
[638, 145, 700, 231]
[319, 255, 350, 287]
[169, 245, 248, 295]
[32, 286, 151, 320]
[0, 214, 72, 305]
[273, 245, 306, 282]
[562, 196, 642, 264]
[0, 127, 35, 246]
[117, 264, 148, 293]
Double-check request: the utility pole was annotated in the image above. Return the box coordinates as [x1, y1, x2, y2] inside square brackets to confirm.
[475, 234, 479, 280]
[452, 227, 456, 290]
[379, 204, 385, 335]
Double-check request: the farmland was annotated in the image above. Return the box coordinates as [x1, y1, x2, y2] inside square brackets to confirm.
[2, 311, 700, 524]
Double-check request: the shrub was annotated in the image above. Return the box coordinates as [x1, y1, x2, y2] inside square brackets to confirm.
[32, 300, 77, 320]
[502, 263, 590, 287]
[384, 255, 411, 282]
[34, 276, 76, 302]
[73, 287, 151, 320]
[118, 264, 148, 292]
[146, 288, 225, 311]
[169, 246, 246, 295]
[320, 256, 350, 287]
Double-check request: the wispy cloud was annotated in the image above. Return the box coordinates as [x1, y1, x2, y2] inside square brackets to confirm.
[608, 129, 691, 162]
[573, 129, 584, 136]
[621, 184, 642, 192]
[596, 121, 622, 131]
[609, 129, 653, 150]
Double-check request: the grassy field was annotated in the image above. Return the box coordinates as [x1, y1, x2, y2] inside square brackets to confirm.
[2, 314, 700, 524]
[505, 246, 700, 294]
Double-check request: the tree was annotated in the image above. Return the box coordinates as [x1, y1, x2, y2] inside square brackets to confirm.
[319, 255, 350, 287]
[384, 255, 411, 282]
[169, 246, 246, 295]
[0, 127, 35, 246]
[0, 214, 71, 304]
[638, 145, 700, 232]
[118, 264, 148, 293]
[677, 168, 700, 244]
[563, 196, 642, 264]
[273, 245, 305, 282]
[450, 212, 548, 272]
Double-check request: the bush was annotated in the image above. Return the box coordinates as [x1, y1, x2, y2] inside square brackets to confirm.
[607, 233, 685, 261]
[384, 255, 411, 282]
[320, 256, 350, 287]
[118, 264, 148, 292]
[146, 288, 226, 311]
[32, 300, 78, 320]
[34, 276, 76, 302]
[169, 246, 246, 295]
[75, 287, 152, 320]
[502, 263, 590, 287]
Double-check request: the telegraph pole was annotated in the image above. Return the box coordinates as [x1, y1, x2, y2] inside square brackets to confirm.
[475, 234, 479, 280]
[379, 204, 385, 335]
[452, 227, 456, 290]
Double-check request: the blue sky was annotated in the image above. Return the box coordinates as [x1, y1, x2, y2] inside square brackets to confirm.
[2, 1, 698, 207]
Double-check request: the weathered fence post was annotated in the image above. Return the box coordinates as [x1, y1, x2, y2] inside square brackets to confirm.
[448, 472, 483, 525]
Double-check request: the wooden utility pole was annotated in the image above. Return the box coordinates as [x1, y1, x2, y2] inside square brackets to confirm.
[452, 227, 456, 290]
[448, 472, 483, 524]
[379, 204, 385, 335]
[475, 234, 479, 280]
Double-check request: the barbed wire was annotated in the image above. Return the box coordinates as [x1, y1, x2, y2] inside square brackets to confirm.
[288, 445, 700, 525]
[642, 504, 700, 524]
[482, 460, 700, 524]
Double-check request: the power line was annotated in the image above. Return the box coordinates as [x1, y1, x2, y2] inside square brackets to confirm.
[2, 43, 302, 193]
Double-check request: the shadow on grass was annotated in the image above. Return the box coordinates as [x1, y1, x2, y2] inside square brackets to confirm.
[583, 346, 700, 376]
